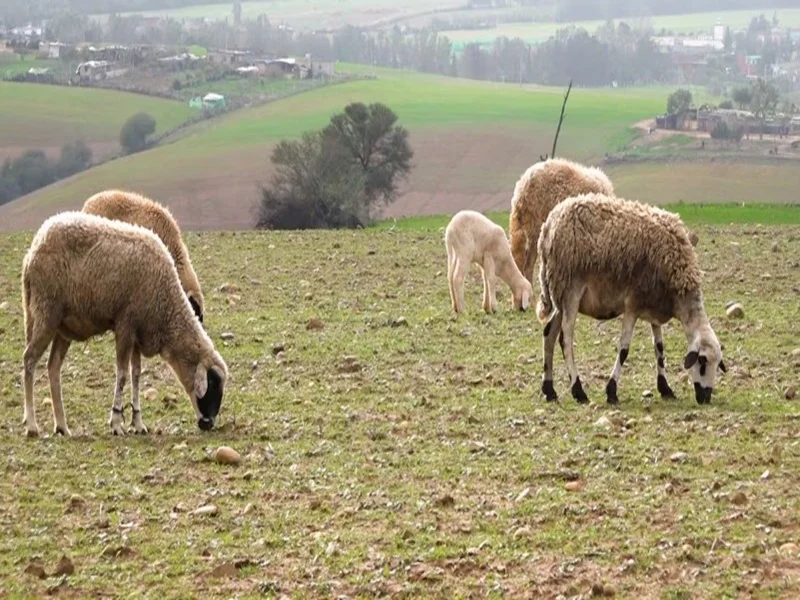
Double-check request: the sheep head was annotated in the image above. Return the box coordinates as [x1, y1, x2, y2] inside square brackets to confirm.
[683, 327, 726, 404]
[169, 350, 228, 430]
[512, 279, 534, 312]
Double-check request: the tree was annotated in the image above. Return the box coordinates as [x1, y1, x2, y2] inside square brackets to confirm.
[667, 89, 692, 115]
[732, 86, 752, 109]
[749, 77, 779, 140]
[321, 102, 413, 206]
[232, 0, 242, 26]
[120, 112, 157, 154]
[257, 132, 367, 230]
[57, 140, 92, 178]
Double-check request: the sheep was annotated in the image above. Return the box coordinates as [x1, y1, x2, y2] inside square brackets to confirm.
[445, 210, 533, 315]
[509, 157, 615, 284]
[82, 189, 205, 323]
[535, 193, 726, 406]
[21, 211, 228, 438]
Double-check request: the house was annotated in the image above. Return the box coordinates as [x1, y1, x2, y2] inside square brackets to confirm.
[38, 42, 71, 59]
[202, 92, 226, 110]
[260, 57, 298, 77]
[298, 54, 335, 78]
[207, 49, 254, 65]
[75, 60, 127, 82]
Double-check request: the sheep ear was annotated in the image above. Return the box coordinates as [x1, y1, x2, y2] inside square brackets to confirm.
[194, 363, 208, 398]
[684, 351, 699, 369]
[719, 359, 727, 373]
[188, 296, 203, 323]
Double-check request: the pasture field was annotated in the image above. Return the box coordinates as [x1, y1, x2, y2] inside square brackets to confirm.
[0, 220, 799, 598]
[0, 68, 670, 230]
[442, 8, 800, 47]
[96, 0, 464, 30]
[0, 82, 196, 162]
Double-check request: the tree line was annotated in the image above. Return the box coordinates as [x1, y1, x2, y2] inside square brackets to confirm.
[555, 0, 797, 22]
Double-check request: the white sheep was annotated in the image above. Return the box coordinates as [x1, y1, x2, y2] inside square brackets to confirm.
[536, 193, 726, 405]
[82, 189, 206, 323]
[445, 210, 533, 315]
[21, 212, 228, 438]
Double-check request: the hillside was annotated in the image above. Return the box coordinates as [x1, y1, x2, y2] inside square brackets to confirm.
[0, 69, 664, 230]
[0, 82, 195, 163]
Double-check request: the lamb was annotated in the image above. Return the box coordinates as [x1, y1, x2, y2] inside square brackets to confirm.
[535, 193, 726, 406]
[21, 212, 228, 438]
[445, 210, 533, 315]
[82, 189, 205, 323]
[509, 157, 615, 284]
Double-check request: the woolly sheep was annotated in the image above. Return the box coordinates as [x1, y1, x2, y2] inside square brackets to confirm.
[82, 189, 205, 323]
[536, 193, 726, 406]
[445, 210, 533, 315]
[509, 157, 615, 284]
[21, 212, 228, 438]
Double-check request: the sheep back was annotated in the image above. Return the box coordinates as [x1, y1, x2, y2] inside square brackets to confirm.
[538, 193, 702, 309]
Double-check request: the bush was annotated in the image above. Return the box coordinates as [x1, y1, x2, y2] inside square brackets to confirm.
[172, 78, 182, 90]
[719, 100, 733, 109]
[120, 112, 157, 154]
[710, 120, 744, 142]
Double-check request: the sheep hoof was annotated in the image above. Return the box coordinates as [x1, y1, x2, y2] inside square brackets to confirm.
[54, 426, 72, 437]
[541, 380, 558, 402]
[26, 427, 40, 439]
[132, 424, 149, 435]
[657, 375, 675, 399]
[110, 424, 126, 436]
[571, 377, 589, 404]
[605, 379, 619, 405]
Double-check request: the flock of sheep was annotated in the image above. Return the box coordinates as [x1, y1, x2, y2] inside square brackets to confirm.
[445, 157, 726, 407]
[18, 156, 727, 439]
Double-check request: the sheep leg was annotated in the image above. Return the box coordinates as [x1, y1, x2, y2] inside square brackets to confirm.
[522, 245, 537, 287]
[130, 345, 148, 434]
[23, 324, 56, 438]
[561, 290, 589, 404]
[481, 258, 497, 314]
[109, 338, 133, 436]
[446, 245, 458, 314]
[47, 335, 72, 436]
[605, 313, 637, 405]
[651, 324, 676, 399]
[541, 310, 562, 402]
[452, 257, 469, 314]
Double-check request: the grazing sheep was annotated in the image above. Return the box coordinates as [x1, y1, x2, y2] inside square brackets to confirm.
[82, 189, 205, 323]
[536, 193, 726, 405]
[509, 158, 615, 284]
[21, 212, 228, 438]
[445, 210, 533, 315]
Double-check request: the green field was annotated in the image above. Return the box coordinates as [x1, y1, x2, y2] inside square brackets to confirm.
[0, 67, 669, 230]
[0, 82, 196, 154]
[96, 0, 463, 29]
[1, 220, 798, 597]
[443, 8, 800, 47]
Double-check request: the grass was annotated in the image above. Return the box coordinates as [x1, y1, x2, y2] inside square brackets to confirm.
[0, 55, 60, 78]
[1, 221, 798, 597]
[0, 81, 196, 150]
[372, 203, 800, 231]
[442, 8, 800, 46]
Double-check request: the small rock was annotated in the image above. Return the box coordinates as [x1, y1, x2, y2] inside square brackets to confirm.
[434, 494, 455, 508]
[207, 562, 239, 579]
[688, 231, 700, 247]
[593, 415, 611, 429]
[271, 343, 285, 355]
[670, 452, 688, 463]
[325, 542, 340, 556]
[0, 301, 8, 311]
[219, 283, 240, 294]
[730, 491, 748, 506]
[52, 555, 74, 577]
[791, 348, 800, 358]
[642, 390, 654, 399]
[24, 560, 47, 579]
[785, 386, 796, 400]
[100, 545, 137, 559]
[726, 303, 745, 319]
[513, 526, 531, 539]
[220, 332, 235, 341]
[192, 504, 219, 516]
[306, 318, 325, 331]
[144, 388, 158, 402]
[771, 242, 779, 253]
[391, 317, 409, 328]
[515, 487, 531, 503]
[760, 470, 770, 480]
[565, 480, 582, 492]
[779, 542, 799, 556]
[214, 446, 241, 465]
[67, 494, 85, 510]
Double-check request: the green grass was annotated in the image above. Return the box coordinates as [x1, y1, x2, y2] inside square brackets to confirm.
[0, 82, 196, 150]
[372, 203, 800, 231]
[0, 55, 60, 78]
[443, 8, 800, 46]
[1, 224, 798, 597]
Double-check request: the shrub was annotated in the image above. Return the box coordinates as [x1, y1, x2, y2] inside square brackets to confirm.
[120, 112, 157, 154]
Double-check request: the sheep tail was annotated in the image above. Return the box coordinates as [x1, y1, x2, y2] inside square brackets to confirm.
[536, 249, 553, 324]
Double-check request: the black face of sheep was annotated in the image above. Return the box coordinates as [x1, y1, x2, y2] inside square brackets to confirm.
[188, 295, 203, 324]
[197, 368, 223, 430]
[685, 351, 727, 404]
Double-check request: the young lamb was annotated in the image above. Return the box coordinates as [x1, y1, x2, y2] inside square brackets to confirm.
[21, 212, 228, 438]
[82, 189, 205, 323]
[536, 193, 726, 405]
[445, 210, 533, 315]
[509, 157, 615, 284]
